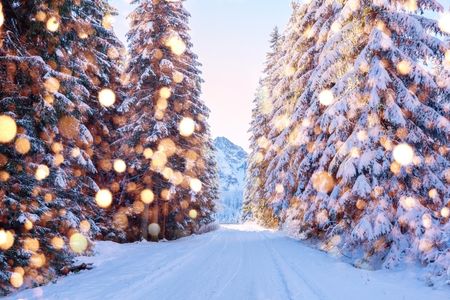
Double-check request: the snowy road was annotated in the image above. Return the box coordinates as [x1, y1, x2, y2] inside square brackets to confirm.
[8, 224, 449, 300]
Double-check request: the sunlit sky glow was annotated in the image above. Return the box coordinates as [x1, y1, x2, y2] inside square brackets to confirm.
[111, 0, 292, 151]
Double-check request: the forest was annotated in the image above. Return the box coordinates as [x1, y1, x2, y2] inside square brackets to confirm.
[0, 0, 449, 298]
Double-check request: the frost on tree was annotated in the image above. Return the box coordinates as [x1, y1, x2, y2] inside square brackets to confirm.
[116, 0, 218, 241]
[0, 0, 125, 294]
[247, 0, 450, 283]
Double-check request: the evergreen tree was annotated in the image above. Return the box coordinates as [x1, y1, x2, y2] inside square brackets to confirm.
[0, 0, 124, 293]
[248, 0, 450, 281]
[260, 3, 317, 227]
[117, 0, 218, 241]
[243, 27, 282, 226]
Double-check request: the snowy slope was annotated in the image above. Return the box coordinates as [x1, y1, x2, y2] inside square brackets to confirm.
[214, 137, 247, 223]
[7, 224, 448, 300]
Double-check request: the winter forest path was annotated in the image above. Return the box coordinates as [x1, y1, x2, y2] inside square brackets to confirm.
[8, 224, 448, 300]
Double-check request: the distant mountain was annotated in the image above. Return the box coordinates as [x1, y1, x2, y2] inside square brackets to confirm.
[214, 137, 247, 223]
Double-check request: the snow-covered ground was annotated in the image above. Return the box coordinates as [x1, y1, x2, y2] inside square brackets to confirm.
[7, 224, 449, 300]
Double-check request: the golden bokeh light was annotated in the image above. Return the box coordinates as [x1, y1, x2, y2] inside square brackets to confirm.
[35, 164, 50, 181]
[0, 3, 4, 28]
[254, 152, 264, 164]
[161, 189, 172, 201]
[179, 117, 196, 137]
[13, 267, 24, 277]
[102, 14, 114, 30]
[190, 178, 202, 193]
[133, 201, 145, 214]
[189, 209, 198, 219]
[357, 130, 368, 141]
[71, 147, 81, 158]
[151, 151, 167, 169]
[275, 184, 284, 194]
[113, 159, 127, 173]
[15, 137, 31, 154]
[403, 0, 417, 11]
[140, 189, 155, 204]
[428, 189, 438, 199]
[44, 77, 60, 94]
[44, 94, 54, 105]
[159, 87, 172, 99]
[0, 171, 9, 182]
[155, 109, 165, 120]
[113, 212, 128, 230]
[143, 148, 154, 159]
[441, 207, 450, 218]
[148, 223, 161, 237]
[44, 193, 53, 203]
[350, 147, 360, 158]
[24, 219, 33, 230]
[24, 237, 40, 252]
[311, 171, 335, 193]
[51, 236, 65, 250]
[170, 171, 184, 185]
[393, 143, 414, 166]
[98, 88, 116, 107]
[396, 60, 411, 75]
[401, 196, 416, 210]
[107, 47, 120, 59]
[419, 239, 433, 252]
[0, 115, 17, 144]
[438, 12, 450, 34]
[80, 220, 91, 233]
[284, 65, 296, 76]
[30, 253, 46, 268]
[157, 98, 168, 110]
[52, 142, 64, 153]
[158, 138, 177, 157]
[46, 16, 60, 32]
[422, 214, 432, 229]
[0, 229, 14, 250]
[69, 233, 88, 253]
[356, 199, 367, 210]
[95, 189, 113, 208]
[54, 153, 64, 167]
[162, 167, 174, 180]
[330, 21, 342, 33]
[165, 35, 187, 56]
[58, 116, 80, 139]
[319, 89, 335, 106]
[173, 71, 184, 83]
[10, 272, 23, 288]
[348, 0, 360, 10]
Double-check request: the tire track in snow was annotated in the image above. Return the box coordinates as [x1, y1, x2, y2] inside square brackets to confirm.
[261, 231, 330, 300]
[119, 230, 220, 295]
[211, 230, 246, 299]
[259, 231, 302, 300]
[163, 229, 233, 299]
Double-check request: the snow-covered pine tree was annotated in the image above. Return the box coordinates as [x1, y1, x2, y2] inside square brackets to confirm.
[259, 2, 324, 227]
[117, 0, 217, 241]
[246, 2, 320, 227]
[243, 27, 283, 226]
[255, 0, 449, 281]
[0, 0, 125, 293]
[243, 82, 267, 221]
[0, 2, 84, 294]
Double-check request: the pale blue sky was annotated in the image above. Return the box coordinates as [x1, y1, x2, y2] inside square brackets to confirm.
[110, 0, 450, 151]
[111, 0, 292, 151]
